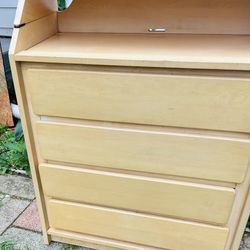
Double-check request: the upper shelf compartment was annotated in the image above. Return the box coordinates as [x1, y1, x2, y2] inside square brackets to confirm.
[58, 0, 250, 35]
[13, 0, 250, 70]
[15, 33, 250, 70]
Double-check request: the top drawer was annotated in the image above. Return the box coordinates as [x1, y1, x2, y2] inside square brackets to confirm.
[22, 64, 250, 132]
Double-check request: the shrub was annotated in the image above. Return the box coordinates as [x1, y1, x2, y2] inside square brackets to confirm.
[0, 241, 30, 250]
[58, 0, 66, 11]
[0, 121, 29, 174]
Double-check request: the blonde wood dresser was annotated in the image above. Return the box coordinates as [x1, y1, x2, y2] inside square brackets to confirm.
[10, 0, 250, 249]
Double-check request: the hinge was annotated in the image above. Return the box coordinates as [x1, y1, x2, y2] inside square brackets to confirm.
[14, 23, 26, 29]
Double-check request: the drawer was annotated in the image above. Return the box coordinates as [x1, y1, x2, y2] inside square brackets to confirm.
[40, 164, 234, 224]
[23, 65, 250, 132]
[36, 121, 250, 183]
[47, 199, 229, 250]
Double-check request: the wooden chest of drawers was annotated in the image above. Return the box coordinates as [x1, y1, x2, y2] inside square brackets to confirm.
[10, 0, 250, 249]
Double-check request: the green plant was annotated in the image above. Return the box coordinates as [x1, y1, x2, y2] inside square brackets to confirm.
[60, 246, 77, 250]
[0, 241, 15, 250]
[58, 0, 66, 11]
[0, 121, 30, 175]
[0, 241, 77, 250]
[0, 241, 31, 250]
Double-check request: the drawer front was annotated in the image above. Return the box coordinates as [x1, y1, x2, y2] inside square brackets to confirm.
[47, 199, 229, 250]
[36, 122, 250, 183]
[40, 164, 234, 224]
[24, 66, 250, 132]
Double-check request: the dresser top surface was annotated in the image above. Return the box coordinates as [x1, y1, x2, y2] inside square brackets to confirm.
[15, 32, 250, 70]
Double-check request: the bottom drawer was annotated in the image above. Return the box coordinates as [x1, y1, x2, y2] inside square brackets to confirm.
[47, 199, 229, 250]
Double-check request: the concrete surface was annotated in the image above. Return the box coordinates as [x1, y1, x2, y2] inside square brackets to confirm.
[0, 175, 35, 199]
[0, 195, 30, 234]
[240, 233, 250, 250]
[1, 228, 65, 250]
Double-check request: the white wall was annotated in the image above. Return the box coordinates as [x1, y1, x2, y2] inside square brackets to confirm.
[0, 0, 18, 37]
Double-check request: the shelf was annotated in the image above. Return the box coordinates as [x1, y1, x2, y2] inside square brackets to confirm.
[16, 33, 250, 70]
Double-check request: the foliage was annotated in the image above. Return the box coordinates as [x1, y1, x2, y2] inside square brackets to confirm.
[0, 241, 17, 250]
[0, 121, 30, 175]
[60, 246, 77, 250]
[0, 241, 77, 250]
[0, 241, 30, 250]
[58, 0, 66, 11]
[0, 241, 15, 250]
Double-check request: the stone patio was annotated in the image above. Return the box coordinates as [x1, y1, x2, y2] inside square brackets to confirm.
[0, 174, 88, 250]
[0, 174, 249, 250]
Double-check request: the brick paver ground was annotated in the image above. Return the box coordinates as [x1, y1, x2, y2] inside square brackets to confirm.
[0, 174, 249, 249]
[14, 200, 42, 232]
[0, 174, 87, 249]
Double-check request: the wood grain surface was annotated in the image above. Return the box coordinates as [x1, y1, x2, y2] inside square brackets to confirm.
[40, 163, 235, 225]
[47, 199, 229, 250]
[16, 33, 250, 71]
[36, 121, 250, 183]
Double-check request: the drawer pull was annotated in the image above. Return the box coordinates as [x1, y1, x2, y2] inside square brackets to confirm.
[148, 28, 166, 32]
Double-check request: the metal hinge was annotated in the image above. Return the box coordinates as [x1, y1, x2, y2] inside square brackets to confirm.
[14, 23, 26, 29]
